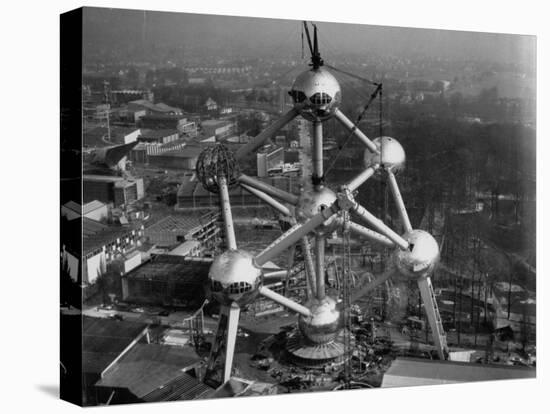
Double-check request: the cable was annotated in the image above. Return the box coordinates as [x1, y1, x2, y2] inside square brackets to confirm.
[325, 84, 382, 176]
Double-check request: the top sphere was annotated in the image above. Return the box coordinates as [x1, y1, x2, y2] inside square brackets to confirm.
[289, 68, 341, 122]
[196, 144, 240, 193]
[393, 229, 440, 279]
[363, 136, 406, 175]
[208, 249, 262, 306]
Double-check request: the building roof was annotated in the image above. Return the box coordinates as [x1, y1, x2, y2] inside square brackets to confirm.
[381, 357, 536, 388]
[82, 200, 107, 215]
[129, 100, 182, 115]
[82, 316, 148, 375]
[140, 372, 214, 402]
[126, 255, 210, 285]
[139, 128, 179, 140]
[149, 144, 204, 159]
[95, 343, 202, 399]
[145, 214, 203, 235]
[82, 217, 140, 255]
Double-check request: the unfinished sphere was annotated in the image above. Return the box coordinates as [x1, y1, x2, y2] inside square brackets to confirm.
[296, 187, 341, 234]
[298, 296, 342, 344]
[196, 143, 240, 193]
[393, 229, 440, 279]
[363, 136, 406, 175]
[208, 249, 262, 306]
[289, 68, 341, 122]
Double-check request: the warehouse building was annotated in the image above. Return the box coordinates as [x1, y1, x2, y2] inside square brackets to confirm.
[83, 175, 144, 206]
[121, 255, 212, 307]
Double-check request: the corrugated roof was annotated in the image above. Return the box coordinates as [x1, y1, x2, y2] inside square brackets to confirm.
[96, 343, 202, 399]
[141, 372, 214, 402]
[126, 254, 209, 285]
[82, 316, 148, 375]
[145, 215, 202, 234]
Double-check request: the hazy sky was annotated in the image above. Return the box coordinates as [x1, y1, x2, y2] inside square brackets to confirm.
[83, 7, 536, 65]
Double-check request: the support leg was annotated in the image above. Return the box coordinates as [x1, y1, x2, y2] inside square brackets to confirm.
[418, 277, 448, 360]
[204, 302, 241, 386]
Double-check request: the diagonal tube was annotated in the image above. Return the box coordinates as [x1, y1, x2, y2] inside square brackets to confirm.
[259, 286, 311, 317]
[348, 221, 395, 248]
[387, 170, 413, 233]
[334, 108, 379, 154]
[218, 175, 237, 250]
[255, 203, 338, 266]
[349, 268, 393, 303]
[345, 164, 379, 192]
[240, 184, 292, 216]
[238, 174, 299, 205]
[236, 107, 300, 160]
[352, 202, 409, 250]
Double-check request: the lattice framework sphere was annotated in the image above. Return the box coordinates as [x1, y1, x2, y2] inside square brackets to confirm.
[195, 144, 240, 193]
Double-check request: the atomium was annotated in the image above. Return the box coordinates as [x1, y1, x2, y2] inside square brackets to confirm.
[201, 22, 449, 382]
[393, 229, 440, 279]
[289, 67, 342, 122]
[208, 249, 263, 306]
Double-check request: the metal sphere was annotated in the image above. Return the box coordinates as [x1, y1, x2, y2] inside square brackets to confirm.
[298, 296, 342, 344]
[195, 143, 240, 193]
[296, 187, 341, 234]
[363, 136, 406, 175]
[289, 68, 341, 122]
[393, 229, 440, 279]
[208, 249, 262, 306]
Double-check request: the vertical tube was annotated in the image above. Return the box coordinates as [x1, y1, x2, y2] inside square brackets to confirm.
[315, 234, 326, 300]
[218, 175, 237, 250]
[387, 171, 413, 233]
[301, 237, 316, 299]
[312, 121, 323, 186]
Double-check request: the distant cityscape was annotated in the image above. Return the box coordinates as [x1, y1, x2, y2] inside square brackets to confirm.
[61, 8, 536, 406]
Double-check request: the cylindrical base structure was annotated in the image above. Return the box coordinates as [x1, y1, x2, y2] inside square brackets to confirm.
[285, 328, 353, 368]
